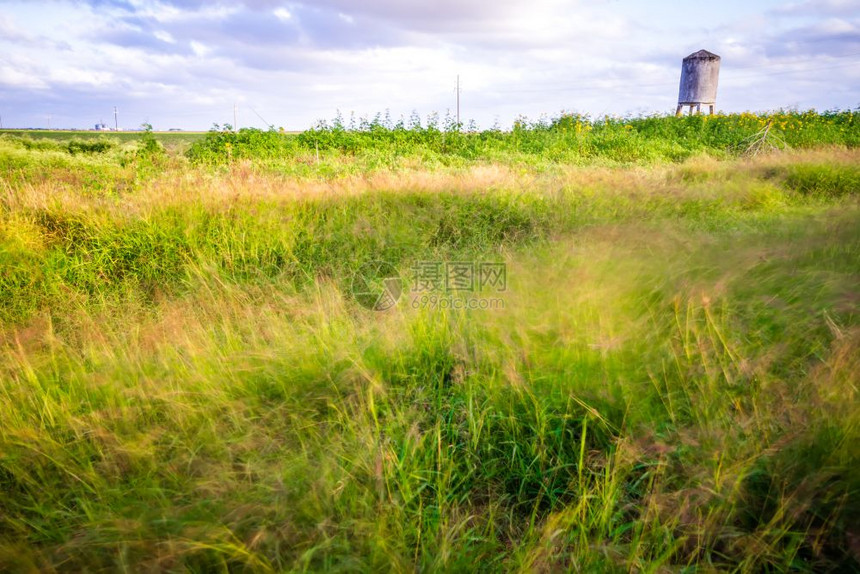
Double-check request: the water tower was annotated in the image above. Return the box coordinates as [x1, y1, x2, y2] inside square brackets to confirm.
[676, 49, 720, 116]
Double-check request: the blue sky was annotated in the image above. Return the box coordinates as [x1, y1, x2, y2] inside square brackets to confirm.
[0, 0, 858, 130]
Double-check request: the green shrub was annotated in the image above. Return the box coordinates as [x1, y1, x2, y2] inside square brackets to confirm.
[783, 164, 860, 198]
[186, 125, 298, 164]
[185, 109, 859, 167]
[67, 138, 113, 155]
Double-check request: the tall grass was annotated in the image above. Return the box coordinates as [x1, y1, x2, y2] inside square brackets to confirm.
[0, 127, 858, 571]
[2, 206, 857, 571]
[3, 151, 858, 327]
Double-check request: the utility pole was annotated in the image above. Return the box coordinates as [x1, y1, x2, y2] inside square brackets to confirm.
[48, 114, 52, 130]
[0, 114, 3, 130]
[456, 74, 461, 128]
[233, 102, 238, 131]
[114, 106, 118, 131]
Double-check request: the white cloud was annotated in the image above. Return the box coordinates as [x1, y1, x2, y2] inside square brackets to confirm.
[49, 67, 116, 88]
[0, 0, 857, 130]
[129, 1, 186, 23]
[0, 63, 48, 89]
[154, 30, 176, 43]
[0, 14, 34, 43]
[776, 0, 860, 17]
[190, 40, 211, 56]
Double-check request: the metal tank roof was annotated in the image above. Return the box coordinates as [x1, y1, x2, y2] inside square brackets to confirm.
[684, 49, 720, 61]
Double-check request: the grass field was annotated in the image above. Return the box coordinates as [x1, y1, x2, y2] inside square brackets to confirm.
[1, 112, 859, 572]
[0, 129, 207, 155]
[0, 129, 208, 141]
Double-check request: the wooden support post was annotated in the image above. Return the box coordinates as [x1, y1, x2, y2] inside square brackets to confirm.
[709, 104, 714, 115]
[676, 104, 683, 117]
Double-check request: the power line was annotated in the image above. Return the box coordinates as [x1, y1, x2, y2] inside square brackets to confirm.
[249, 105, 274, 129]
[456, 74, 461, 126]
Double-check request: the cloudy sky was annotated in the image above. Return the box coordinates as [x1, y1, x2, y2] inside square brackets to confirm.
[1, 0, 858, 130]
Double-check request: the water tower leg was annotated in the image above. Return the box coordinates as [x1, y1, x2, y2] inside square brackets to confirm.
[696, 103, 702, 115]
[675, 104, 683, 117]
[709, 104, 714, 115]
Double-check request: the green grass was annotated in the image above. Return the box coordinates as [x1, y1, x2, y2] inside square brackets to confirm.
[0, 129, 206, 144]
[0, 129, 206, 155]
[0, 116, 859, 571]
[184, 109, 858, 170]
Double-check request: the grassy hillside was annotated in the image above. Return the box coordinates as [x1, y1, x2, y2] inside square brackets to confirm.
[1, 113, 858, 571]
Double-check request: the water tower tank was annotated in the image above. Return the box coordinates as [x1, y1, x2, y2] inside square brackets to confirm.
[676, 49, 720, 116]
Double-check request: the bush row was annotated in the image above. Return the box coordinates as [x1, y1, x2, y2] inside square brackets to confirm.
[186, 109, 859, 165]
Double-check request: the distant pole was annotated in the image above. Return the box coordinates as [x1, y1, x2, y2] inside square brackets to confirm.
[48, 114, 52, 130]
[456, 75, 460, 127]
[114, 106, 118, 131]
[0, 114, 3, 129]
[234, 102, 238, 131]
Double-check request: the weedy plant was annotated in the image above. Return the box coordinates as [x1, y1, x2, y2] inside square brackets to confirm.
[183, 109, 858, 170]
[0, 113, 858, 572]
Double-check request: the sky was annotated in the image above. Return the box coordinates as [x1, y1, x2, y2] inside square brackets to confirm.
[0, 0, 858, 131]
